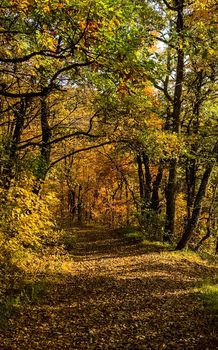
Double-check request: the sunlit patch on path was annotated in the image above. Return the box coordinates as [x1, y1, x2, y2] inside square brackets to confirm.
[0, 227, 217, 349]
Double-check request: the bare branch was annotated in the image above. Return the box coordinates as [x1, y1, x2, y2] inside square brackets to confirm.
[49, 141, 115, 169]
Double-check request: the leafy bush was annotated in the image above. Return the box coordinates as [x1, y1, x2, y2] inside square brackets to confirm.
[125, 231, 144, 243]
[140, 209, 164, 241]
[0, 179, 63, 303]
[61, 233, 77, 251]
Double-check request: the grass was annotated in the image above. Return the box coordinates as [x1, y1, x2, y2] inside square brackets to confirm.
[0, 298, 14, 329]
[198, 280, 218, 320]
[142, 238, 173, 251]
[169, 248, 218, 267]
[0, 279, 48, 329]
[122, 228, 218, 320]
[125, 231, 144, 243]
[121, 228, 173, 250]
[0, 239, 74, 330]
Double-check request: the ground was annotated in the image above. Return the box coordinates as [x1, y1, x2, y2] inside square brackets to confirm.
[0, 227, 218, 349]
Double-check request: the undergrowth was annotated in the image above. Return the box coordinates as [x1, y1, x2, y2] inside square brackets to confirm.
[194, 279, 218, 323]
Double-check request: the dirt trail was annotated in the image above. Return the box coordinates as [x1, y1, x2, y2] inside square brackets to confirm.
[1, 227, 218, 350]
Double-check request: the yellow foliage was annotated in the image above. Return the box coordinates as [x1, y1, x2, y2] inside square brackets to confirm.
[144, 86, 155, 97]
[10, 0, 33, 12]
[0, 180, 60, 266]
[175, 193, 187, 238]
[146, 113, 163, 130]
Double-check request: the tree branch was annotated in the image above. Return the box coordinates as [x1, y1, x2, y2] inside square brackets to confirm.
[48, 141, 115, 169]
[162, 0, 179, 11]
[0, 61, 94, 98]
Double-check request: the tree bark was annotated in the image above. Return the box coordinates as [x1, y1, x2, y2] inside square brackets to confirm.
[33, 96, 51, 195]
[142, 152, 152, 203]
[176, 162, 214, 250]
[164, 158, 177, 242]
[215, 239, 218, 255]
[136, 153, 145, 201]
[77, 184, 83, 224]
[151, 160, 164, 211]
[164, 0, 184, 242]
[195, 226, 211, 252]
[185, 159, 197, 221]
[68, 189, 76, 223]
[1, 99, 26, 190]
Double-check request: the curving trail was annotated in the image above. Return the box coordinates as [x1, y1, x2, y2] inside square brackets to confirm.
[1, 227, 218, 350]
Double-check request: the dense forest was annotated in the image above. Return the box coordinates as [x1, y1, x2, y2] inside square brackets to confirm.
[0, 0, 217, 348]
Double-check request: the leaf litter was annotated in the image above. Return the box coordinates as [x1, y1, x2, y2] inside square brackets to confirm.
[0, 227, 217, 349]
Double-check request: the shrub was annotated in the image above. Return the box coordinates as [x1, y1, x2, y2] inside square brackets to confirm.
[0, 179, 62, 303]
[140, 209, 164, 241]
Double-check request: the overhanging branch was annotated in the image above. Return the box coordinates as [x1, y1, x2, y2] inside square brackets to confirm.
[48, 140, 115, 169]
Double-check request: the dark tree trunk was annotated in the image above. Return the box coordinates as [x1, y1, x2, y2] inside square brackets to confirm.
[125, 182, 130, 226]
[176, 163, 214, 250]
[137, 153, 164, 223]
[195, 183, 217, 252]
[151, 160, 164, 211]
[177, 134, 218, 250]
[185, 159, 197, 221]
[68, 189, 76, 223]
[142, 152, 152, 203]
[40, 96, 51, 165]
[164, 0, 184, 242]
[77, 184, 83, 224]
[1, 99, 26, 190]
[195, 226, 211, 252]
[136, 154, 145, 201]
[185, 71, 202, 223]
[164, 158, 177, 242]
[33, 96, 51, 195]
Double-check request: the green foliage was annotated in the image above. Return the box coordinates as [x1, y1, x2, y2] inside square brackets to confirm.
[61, 232, 77, 252]
[196, 279, 218, 321]
[0, 299, 15, 330]
[201, 283, 218, 316]
[0, 278, 48, 329]
[125, 231, 144, 243]
[142, 239, 172, 251]
[19, 280, 48, 304]
[26, 156, 49, 179]
[140, 209, 164, 242]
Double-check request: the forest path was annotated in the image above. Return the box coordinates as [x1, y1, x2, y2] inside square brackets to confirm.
[1, 226, 218, 350]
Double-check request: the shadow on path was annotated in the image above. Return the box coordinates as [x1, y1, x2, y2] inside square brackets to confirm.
[1, 226, 217, 350]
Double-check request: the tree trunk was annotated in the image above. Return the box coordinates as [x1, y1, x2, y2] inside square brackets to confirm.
[142, 152, 152, 203]
[185, 159, 197, 221]
[151, 160, 164, 211]
[77, 184, 83, 224]
[215, 239, 218, 255]
[68, 189, 76, 223]
[195, 226, 211, 252]
[164, 0, 184, 242]
[33, 96, 51, 194]
[176, 163, 214, 250]
[125, 182, 130, 226]
[136, 154, 145, 201]
[1, 99, 26, 190]
[164, 158, 177, 242]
